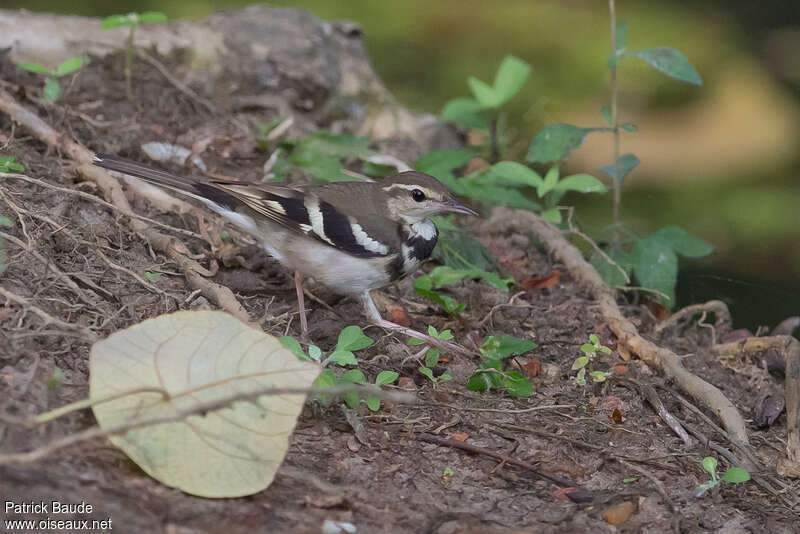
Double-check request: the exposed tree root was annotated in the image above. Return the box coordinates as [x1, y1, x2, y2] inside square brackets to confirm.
[482, 207, 750, 445]
[0, 88, 251, 324]
[713, 335, 800, 475]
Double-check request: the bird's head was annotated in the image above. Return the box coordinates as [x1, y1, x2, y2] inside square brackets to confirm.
[381, 171, 478, 224]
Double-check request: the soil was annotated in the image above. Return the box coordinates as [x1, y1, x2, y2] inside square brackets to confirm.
[0, 50, 797, 533]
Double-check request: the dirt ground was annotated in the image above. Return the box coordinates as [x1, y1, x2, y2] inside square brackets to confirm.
[0, 49, 798, 534]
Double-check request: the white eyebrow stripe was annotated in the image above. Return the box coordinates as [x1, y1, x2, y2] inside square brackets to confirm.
[349, 218, 389, 255]
[381, 183, 437, 197]
[304, 197, 335, 246]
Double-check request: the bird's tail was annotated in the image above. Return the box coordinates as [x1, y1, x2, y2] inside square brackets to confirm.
[93, 153, 199, 193]
[92, 153, 243, 212]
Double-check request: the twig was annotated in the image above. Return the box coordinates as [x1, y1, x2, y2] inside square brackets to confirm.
[416, 433, 592, 503]
[654, 300, 731, 336]
[0, 384, 416, 465]
[0, 172, 202, 240]
[421, 402, 575, 414]
[0, 230, 97, 307]
[0, 286, 98, 342]
[136, 49, 216, 113]
[614, 458, 676, 513]
[615, 378, 693, 446]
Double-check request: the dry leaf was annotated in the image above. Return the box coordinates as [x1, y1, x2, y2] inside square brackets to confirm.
[603, 501, 636, 525]
[391, 308, 411, 327]
[552, 486, 580, 501]
[90, 311, 319, 498]
[521, 270, 560, 291]
[612, 364, 629, 375]
[451, 433, 469, 441]
[610, 407, 624, 424]
[617, 345, 632, 362]
[521, 357, 540, 379]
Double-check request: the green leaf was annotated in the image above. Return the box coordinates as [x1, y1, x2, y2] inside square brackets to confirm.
[468, 76, 500, 109]
[601, 106, 611, 125]
[591, 248, 632, 287]
[580, 344, 595, 355]
[702, 456, 718, 479]
[425, 348, 440, 368]
[314, 370, 336, 406]
[599, 154, 640, 183]
[428, 265, 512, 292]
[139, 11, 168, 24]
[339, 369, 366, 384]
[375, 371, 399, 386]
[632, 235, 678, 306]
[505, 371, 532, 396]
[418, 366, 435, 381]
[408, 336, 426, 346]
[438, 330, 454, 341]
[526, 124, 594, 164]
[492, 55, 531, 105]
[607, 53, 619, 68]
[18, 62, 50, 75]
[323, 350, 358, 367]
[722, 467, 750, 483]
[554, 173, 608, 194]
[279, 336, 308, 361]
[541, 208, 561, 223]
[415, 149, 473, 185]
[43, 78, 60, 102]
[572, 356, 590, 370]
[489, 161, 544, 188]
[538, 166, 559, 197]
[650, 226, 714, 258]
[55, 56, 85, 77]
[590, 371, 608, 382]
[439, 374, 452, 382]
[0, 215, 13, 226]
[623, 477, 637, 483]
[308, 345, 322, 362]
[365, 396, 381, 411]
[589, 334, 600, 345]
[480, 335, 537, 359]
[621, 123, 637, 132]
[441, 98, 490, 130]
[427, 325, 439, 337]
[101, 14, 130, 28]
[627, 47, 703, 85]
[599, 346, 613, 355]
[143, 271, 161, 283]
[615, 22, 628, 51]
[467, 360, 503, 392]
[336, 325, 373, 352]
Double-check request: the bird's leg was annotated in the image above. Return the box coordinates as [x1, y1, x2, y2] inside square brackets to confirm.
[360, 291, 472, 356]
[294, 271, 309, 341]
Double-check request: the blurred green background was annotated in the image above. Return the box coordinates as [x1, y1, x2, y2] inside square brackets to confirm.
[6, 0, 799, 330]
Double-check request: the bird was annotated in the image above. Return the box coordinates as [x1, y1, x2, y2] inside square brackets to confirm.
[92, 153, 478, 354]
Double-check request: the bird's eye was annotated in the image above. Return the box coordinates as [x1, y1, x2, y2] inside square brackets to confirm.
[411, 188, 426, 202]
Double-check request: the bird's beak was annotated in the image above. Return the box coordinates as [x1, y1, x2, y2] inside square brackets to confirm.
[441, 199, 479, 216]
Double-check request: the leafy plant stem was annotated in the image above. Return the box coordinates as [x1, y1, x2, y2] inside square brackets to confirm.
[125, 26, 134, 99]
[609, 0, 622, 235]
[490, 116, 500, 163]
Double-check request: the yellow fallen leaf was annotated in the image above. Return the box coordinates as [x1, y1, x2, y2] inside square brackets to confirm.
[90, 311, 319, 497]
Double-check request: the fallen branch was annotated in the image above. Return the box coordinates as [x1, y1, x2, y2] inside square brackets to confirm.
[0, 87, 251, 324]
[483, 207, 749, 445]
[0, 286, 98, 342]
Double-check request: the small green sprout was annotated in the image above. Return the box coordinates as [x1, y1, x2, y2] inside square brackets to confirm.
[47, 367, 63, 390]
[280, 326, 398, 410]
[695, 456, 750, 497]
[0, 156, 24, 173]
[410, 325, 454, 387]
[572, 334, 613, 386]
[143, 271, 162, 283]
[467, 335, 536, 396]
[18, 56, 88, 103]
[101, 12, 167, 98]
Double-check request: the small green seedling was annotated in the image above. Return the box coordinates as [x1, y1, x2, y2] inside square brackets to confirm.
[101, 12, 167, 98]
[572, 334, 613, 386]
[46, 367, 63, 391]
[413, 265, 513, 315]
[143, 271, 162, 283]
[441, 466, 454, 486]
[18, 56, 88, 103]
[695, 456, 750, 497]
[410, 325, 454, 387]
[467, 335, 537, 396]
[280, 326, 398, 410]
[0, 156, 24, 173]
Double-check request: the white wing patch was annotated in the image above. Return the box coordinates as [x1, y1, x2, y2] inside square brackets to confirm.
[349, 219, 389, 255]
[264, 200, 287, 215]
[304, 197, 335, 246]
